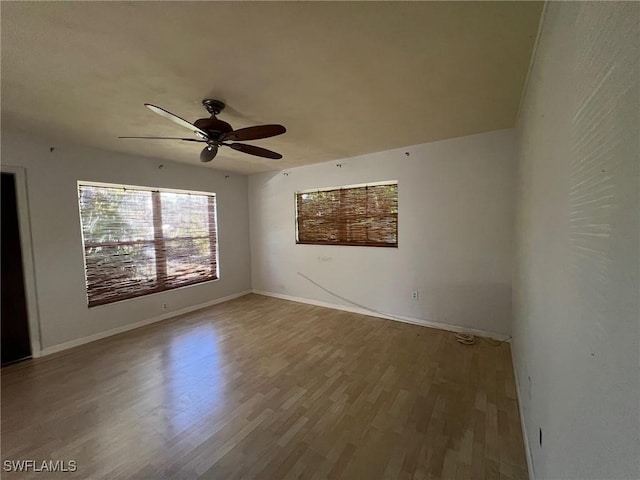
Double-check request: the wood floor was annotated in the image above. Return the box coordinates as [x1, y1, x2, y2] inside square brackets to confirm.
[1, 294, 528, 479]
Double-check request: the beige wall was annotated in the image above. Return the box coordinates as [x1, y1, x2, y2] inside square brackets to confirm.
[513, 2, 639, 479]
[249, 129, 516, 336]
[1, 130, 252, 351]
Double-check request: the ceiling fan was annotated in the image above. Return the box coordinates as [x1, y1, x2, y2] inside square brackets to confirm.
[119, 99, 286, 162]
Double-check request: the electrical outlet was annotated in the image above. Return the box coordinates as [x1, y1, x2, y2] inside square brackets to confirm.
[411, 291, 419, 300]
[162, 303, 167, 310]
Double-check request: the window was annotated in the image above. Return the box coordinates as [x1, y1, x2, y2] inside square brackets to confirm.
[78, 183, 218, 307]
[295, 181, 398, 247]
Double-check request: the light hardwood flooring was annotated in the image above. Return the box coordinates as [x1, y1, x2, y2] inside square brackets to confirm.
[1, 294, 528, 479]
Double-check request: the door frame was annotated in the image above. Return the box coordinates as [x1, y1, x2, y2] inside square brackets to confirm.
[1, 165, 41, 357]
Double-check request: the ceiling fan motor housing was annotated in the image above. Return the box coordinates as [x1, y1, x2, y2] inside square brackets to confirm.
[194, 117, 233, 139]
[196, 99, 233, 140]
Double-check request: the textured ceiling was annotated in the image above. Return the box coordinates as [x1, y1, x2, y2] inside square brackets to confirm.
[1, 2, 542, 174]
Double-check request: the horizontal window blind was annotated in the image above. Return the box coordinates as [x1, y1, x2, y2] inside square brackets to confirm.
[296, 182, 398, 247]
[78, 184, 218, 307]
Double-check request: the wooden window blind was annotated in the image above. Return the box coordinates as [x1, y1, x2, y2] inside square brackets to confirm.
[296, 181, 398, 247]
[78, 183, 218, 307]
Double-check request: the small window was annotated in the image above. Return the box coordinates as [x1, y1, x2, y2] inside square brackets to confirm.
[295, 181, 398, 247]
[78, 182, 218, 307]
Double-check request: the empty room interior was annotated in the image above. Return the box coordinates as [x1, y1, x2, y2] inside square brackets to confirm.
[1, 2, 638, 479]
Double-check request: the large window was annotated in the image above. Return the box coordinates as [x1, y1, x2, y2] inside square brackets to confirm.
[295, 181, 398, 247]
[78, 183, 218, 307]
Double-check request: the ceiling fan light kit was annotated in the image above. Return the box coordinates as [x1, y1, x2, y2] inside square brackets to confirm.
[200, 145, 218, 163]
[119, 99, 286, 163]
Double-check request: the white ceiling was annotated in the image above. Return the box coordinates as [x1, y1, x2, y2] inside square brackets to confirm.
[1, 2, 542, 174]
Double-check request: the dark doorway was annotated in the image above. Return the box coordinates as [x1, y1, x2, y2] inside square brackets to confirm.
[1, 173, 32, 365]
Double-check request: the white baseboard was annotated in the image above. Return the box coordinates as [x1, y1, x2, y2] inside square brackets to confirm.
[38, 290, 252, 357]
[252, 289, 510, 341]
[511, 347, 535, 480]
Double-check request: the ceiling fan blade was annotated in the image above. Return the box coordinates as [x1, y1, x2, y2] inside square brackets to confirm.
[118, 136, 205, 142]
[222, 124, 286, 142]
[200, 145, 218, 163]
[227, 143, 282, 159]
[144, 104, 210, 138]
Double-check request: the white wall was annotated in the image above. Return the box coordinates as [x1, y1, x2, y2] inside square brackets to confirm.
[513, 2, 639, 479]
[1, 130, 252, 351]
[249, 129, 516, 336]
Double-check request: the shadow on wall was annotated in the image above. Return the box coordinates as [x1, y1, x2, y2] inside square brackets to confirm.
[412, 282, 512, 334]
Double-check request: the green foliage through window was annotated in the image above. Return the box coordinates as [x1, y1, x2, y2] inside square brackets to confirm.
[78, 183, 218, 307]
